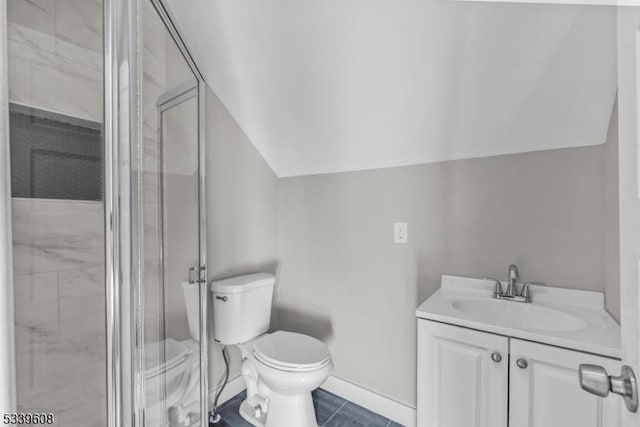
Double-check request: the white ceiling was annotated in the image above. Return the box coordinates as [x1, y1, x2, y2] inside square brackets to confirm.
[166, 0, 617, 177]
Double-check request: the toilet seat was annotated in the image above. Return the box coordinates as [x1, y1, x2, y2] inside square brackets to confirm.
[252, 331, 331, 372]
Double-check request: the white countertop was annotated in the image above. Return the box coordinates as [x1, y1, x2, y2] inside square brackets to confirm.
[416, 275, 621, 359]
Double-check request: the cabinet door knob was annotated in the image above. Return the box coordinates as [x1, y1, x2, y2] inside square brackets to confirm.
[579, 364, 638, 413]
[516, 358, 528, 369]
[491, 352, 502, 363]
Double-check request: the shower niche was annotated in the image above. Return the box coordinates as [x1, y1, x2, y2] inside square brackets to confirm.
[9, 104, 103, 201]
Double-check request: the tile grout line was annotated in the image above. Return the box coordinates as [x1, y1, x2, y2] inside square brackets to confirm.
[220, 391, 393, 426]
[321, 400, 347, 427]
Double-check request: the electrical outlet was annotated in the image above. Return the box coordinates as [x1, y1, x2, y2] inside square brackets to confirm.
[394, 222, 408, 244]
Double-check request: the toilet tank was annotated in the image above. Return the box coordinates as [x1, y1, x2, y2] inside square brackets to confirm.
[181, 281, 200, 341]
[211, 273, 275, 345]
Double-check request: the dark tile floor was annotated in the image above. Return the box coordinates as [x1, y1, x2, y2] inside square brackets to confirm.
[211, 389, 404, 427]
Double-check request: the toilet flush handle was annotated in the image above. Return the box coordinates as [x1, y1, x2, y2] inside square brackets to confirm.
[216, 295, 228, 302]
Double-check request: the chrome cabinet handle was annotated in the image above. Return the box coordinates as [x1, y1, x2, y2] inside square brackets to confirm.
[516, 359, 528, 369]
[579, 364, 638, 413]
[491, 352, 502, 363]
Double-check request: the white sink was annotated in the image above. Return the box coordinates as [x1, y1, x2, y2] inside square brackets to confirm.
[451, 299, 588, 332]
[415, 275, 622, 358]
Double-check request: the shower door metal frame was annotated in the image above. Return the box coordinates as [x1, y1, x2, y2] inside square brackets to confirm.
[0, 0, 17, 414]
[104, 0, 208, 426]
[156, 79, 199, 299]
[153, 78, 200, 423]
[148, 4, 209, 425]
[104, 0, 140, 426]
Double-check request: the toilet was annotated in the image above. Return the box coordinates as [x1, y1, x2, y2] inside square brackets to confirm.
[146, 281, 201, 427]
[211, 273, 333, 427]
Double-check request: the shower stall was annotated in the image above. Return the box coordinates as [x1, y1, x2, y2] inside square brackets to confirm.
[0, 0, 208, 426]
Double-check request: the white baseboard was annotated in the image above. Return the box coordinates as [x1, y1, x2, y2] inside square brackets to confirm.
[322, 376, 416, 427]
[207, 374, 417, 427]
[208, 375, 245, 410]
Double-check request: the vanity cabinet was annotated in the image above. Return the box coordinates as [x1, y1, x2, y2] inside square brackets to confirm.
[417, 321, 508, 427]
[417, 320, 621, 427]
[509, 339, 621, 427]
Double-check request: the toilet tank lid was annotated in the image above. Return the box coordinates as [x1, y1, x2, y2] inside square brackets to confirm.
[210, 273, 275, 294]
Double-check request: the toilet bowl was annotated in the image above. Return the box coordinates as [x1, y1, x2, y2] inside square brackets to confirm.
[238, 331, 333, 427]
[212, 274, 333, 427]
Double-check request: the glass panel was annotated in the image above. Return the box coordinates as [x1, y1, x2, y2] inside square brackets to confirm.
[7, 0, 106, 425]
[141, 1, 202, 425]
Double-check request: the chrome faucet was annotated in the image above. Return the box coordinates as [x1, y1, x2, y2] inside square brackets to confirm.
[482, 264, 544, 303]
[505, 264, 519, 297]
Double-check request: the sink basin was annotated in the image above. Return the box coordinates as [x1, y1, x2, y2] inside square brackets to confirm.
[451, 299, 588, 332]
[416, 275, 621, 358]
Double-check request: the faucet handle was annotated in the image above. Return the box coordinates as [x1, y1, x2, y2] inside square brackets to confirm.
[520, 282, 545, 300]
[483, 277, 504, 297]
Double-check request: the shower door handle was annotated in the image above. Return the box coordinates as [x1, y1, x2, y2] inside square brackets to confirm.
[189, 266, 206, 284]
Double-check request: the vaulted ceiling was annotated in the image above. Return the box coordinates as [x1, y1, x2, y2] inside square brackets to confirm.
[166, 0, 617, 177]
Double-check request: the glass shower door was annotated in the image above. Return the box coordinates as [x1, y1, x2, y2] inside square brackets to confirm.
[144, 84, 201, 427]
[141, 1, 205, 425]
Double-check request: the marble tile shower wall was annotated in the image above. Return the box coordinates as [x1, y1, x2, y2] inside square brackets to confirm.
[12, 199, 105, 426]
[8, 1, 105, 426]
[7, 0, 102, 122]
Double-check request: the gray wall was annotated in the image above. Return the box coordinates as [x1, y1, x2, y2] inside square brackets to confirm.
[204, 81, 618, 406]
[205, 87, 279, 389]
[276, 127, 619, 407]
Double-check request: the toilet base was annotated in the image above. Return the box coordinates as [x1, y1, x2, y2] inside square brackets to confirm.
[240, 392, 317, 427]
[239, 399, 266, 426]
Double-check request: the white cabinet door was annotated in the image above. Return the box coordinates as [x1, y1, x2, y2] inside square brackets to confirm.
[417, 320, 508, 427]
[509, 339, 622, 427]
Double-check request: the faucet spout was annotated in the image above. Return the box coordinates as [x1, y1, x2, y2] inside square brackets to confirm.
[506, 264, 519, 297]
[491, 265, 540, 303]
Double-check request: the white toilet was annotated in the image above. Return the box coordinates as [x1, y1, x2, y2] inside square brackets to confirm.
[211, 273, 333, 427]
[146, 281, 201, 427]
